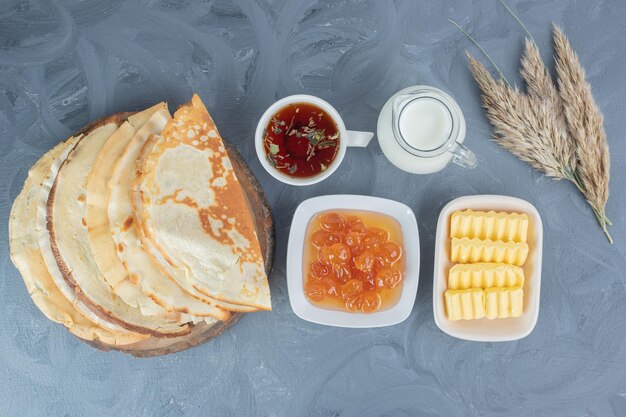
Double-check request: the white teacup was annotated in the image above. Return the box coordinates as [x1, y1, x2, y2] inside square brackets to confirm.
[255, 94, 374, 186]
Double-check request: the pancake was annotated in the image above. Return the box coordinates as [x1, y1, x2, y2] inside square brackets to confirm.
[85, 104, 169, 316]
[10, 137, 147, 346]
[133, 136, 257, 313]
[107, 106, 228, 321]
[40, 115, 191, 337]
[36, 131, 131, 334]
[134, 95, 271, 311]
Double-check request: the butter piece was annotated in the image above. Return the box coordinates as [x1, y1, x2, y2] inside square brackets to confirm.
[445, 286, 524, 321]
[448, 262, 524, 290]
[450, 209, 529, 243]
[444, 288, 485, 321]
[484, 286, 524, 319]
[450, 238, 529, 266]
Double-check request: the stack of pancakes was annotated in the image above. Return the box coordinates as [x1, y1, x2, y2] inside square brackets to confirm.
[9, 95, 272, 353]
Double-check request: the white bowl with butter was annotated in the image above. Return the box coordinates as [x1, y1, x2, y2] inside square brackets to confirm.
[432, 195, 543, 342]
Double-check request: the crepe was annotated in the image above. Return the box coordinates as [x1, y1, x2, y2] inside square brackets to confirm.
[107, 106, 228, 321]
[135, 95, 271, 311]
[38, 115, 191, 337]
[36, 130, 130, 334]
[133, 137, 257, 313]
[10, 137, 147, 345]
[85, 104, 169, 316]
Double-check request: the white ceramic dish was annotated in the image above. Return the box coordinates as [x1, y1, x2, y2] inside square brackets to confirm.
[287, 195, 420, 328]
[433, 195, 543, 342]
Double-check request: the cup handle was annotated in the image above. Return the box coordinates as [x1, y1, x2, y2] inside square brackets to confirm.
[450, 141, 477, 169]
[346, 130, 374, 147]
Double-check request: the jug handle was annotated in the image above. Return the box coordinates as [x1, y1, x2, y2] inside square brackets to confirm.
[450, 141, 477, 169]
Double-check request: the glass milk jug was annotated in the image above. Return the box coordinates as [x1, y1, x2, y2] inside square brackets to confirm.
[377, 86, 477, 174]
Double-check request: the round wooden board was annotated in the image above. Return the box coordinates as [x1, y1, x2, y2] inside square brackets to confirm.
[78, 134, 274, 357]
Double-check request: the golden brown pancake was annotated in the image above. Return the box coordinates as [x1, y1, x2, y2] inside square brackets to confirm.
[135, 95, 271, 311]
[10, 136, 147, 345]
[40, 115, 191, 337]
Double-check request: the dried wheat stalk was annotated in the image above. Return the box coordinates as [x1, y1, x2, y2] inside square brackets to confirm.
[468, 54, 570, 179]
[553, 25, 612, 239]
[520, 39, 577, 176]
[466, 26, 613, 242]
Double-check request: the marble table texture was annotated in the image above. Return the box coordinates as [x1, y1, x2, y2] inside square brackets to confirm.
[1, 0, 625, 416]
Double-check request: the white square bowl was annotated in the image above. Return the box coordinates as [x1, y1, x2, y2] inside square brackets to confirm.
[287, 195, 420, 328]
[433, 195, 543, 342]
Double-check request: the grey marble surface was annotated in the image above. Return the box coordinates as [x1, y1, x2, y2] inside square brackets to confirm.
[1, 0, 626, 416]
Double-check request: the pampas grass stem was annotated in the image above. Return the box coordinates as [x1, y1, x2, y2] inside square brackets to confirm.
[498, 0, 535, 43]
[448, 19, 511, 87]
[465, 23, 614, 243]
